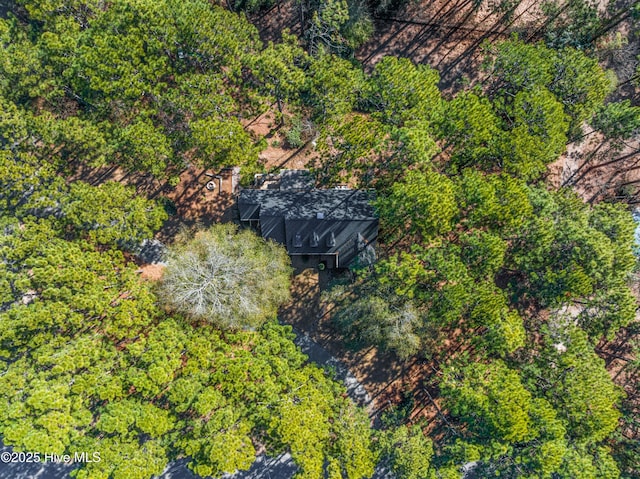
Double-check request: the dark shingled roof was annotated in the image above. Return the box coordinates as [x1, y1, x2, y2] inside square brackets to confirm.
[284, 218, 378, 257]
[238, 188, 378, 268]
[280, 169, 315, 191]
[238, 189, 376, 221]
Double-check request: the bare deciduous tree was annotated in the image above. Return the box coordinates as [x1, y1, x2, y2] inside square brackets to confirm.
[160, 224, 292, 329]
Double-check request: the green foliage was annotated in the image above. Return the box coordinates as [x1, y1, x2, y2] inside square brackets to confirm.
[0, 229, 158, 349]
[577, 282, 637, 340]
[459, 230, 507, 279]
[160, 224, 292, 329]
[540, 0, 601, 50]
[305, 52, 366, 121]
[409, 244, 474, 326]
[116, 118, 174, 176]
[0, 215, 375, 479]
[231, 0, 275, 12]
[591, 100, 640, 140]
[161, 73, 237, 119]
[550, 47, 613, 132]
[501, 86, 569, 179]
[0, 18, 59, 103]
[314, 115, 387, 186]
[327, 284, 421, 358]
[2, 2, 637, 477]
[30, 113, 113, 168]
[486, 38, 611, 134]
[304, 0, 373, 54]
[278, 12, 640, 479]
[0, 137, 374, 478]
[341, 0, 375, 50]
[1, 0, 265, 179]
[441, 39, 609, 178]
[190, 116, 262, 170]
[1, 307, 374, 478]
[0, 148, 165, 248]
[0, 96, 29, 148]
[390, 121, 440, 168]
[66, 0, 258, 102]
[62, 181, 167, 247]
[457, 170, 533, 233]
[330, 401, 376, 479]
[468, 284, 525, 355]
[70, 0, 174, 101]
[442, 359, 534, 442]
[508, 189, 636, 322]
[365, 56, 442, 126]
[331, 238, 515, 358]
[610, 425, 640, 479]
[284, 116, 307, 149]
[250, 32, 308, 113]
[440, 348, 623, 479]
[326, 100, 633, 476]
[171, 0, 260, 77]
[0, 150, 67, 217]
[440, 91, 503, 171]
[17, 0, 104, 24]
[270, 370, 373, 479]
[556, 445, 621, 479]
[440, 325, 624, 477]
[529, 327, 623, 444]
[487, 38, 556, 93]
[378, 425, 434, 479]
[375, 169, 458, 242]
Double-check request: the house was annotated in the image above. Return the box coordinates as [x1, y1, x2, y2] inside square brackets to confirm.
[238, 170, 378, 269]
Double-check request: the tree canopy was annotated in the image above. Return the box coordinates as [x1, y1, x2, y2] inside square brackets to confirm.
[1, 2, 637, 478]
[160, 225, 292, 330]
[0, 178, 375, 479]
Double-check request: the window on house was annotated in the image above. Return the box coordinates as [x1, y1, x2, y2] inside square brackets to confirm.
[326, 232, 336, 247]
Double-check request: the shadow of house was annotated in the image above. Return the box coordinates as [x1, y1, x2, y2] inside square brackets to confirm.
[238, 170, 378, 269]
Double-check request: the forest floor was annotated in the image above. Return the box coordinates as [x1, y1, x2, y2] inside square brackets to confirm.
[249, 0, 640, 428]
[69, 0, 639, 428]
[244, 109, 319, 171]
[251, 0, 639, 201]
[70, 134, 639, 434]
[252, 0, 548, 94]
[67, 108, 316, 244]
[68, 157, 444, 425]
[278, 268, 449, 431]
[548, 135, 640, 203]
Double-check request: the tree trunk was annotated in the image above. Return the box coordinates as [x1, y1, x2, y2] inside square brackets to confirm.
[525, 0, 571, 42]
[579, 149, 640, 181]
[588, 7, 634, 45]
[587, 155, 640, 203]
[562, 141, 610, 187]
